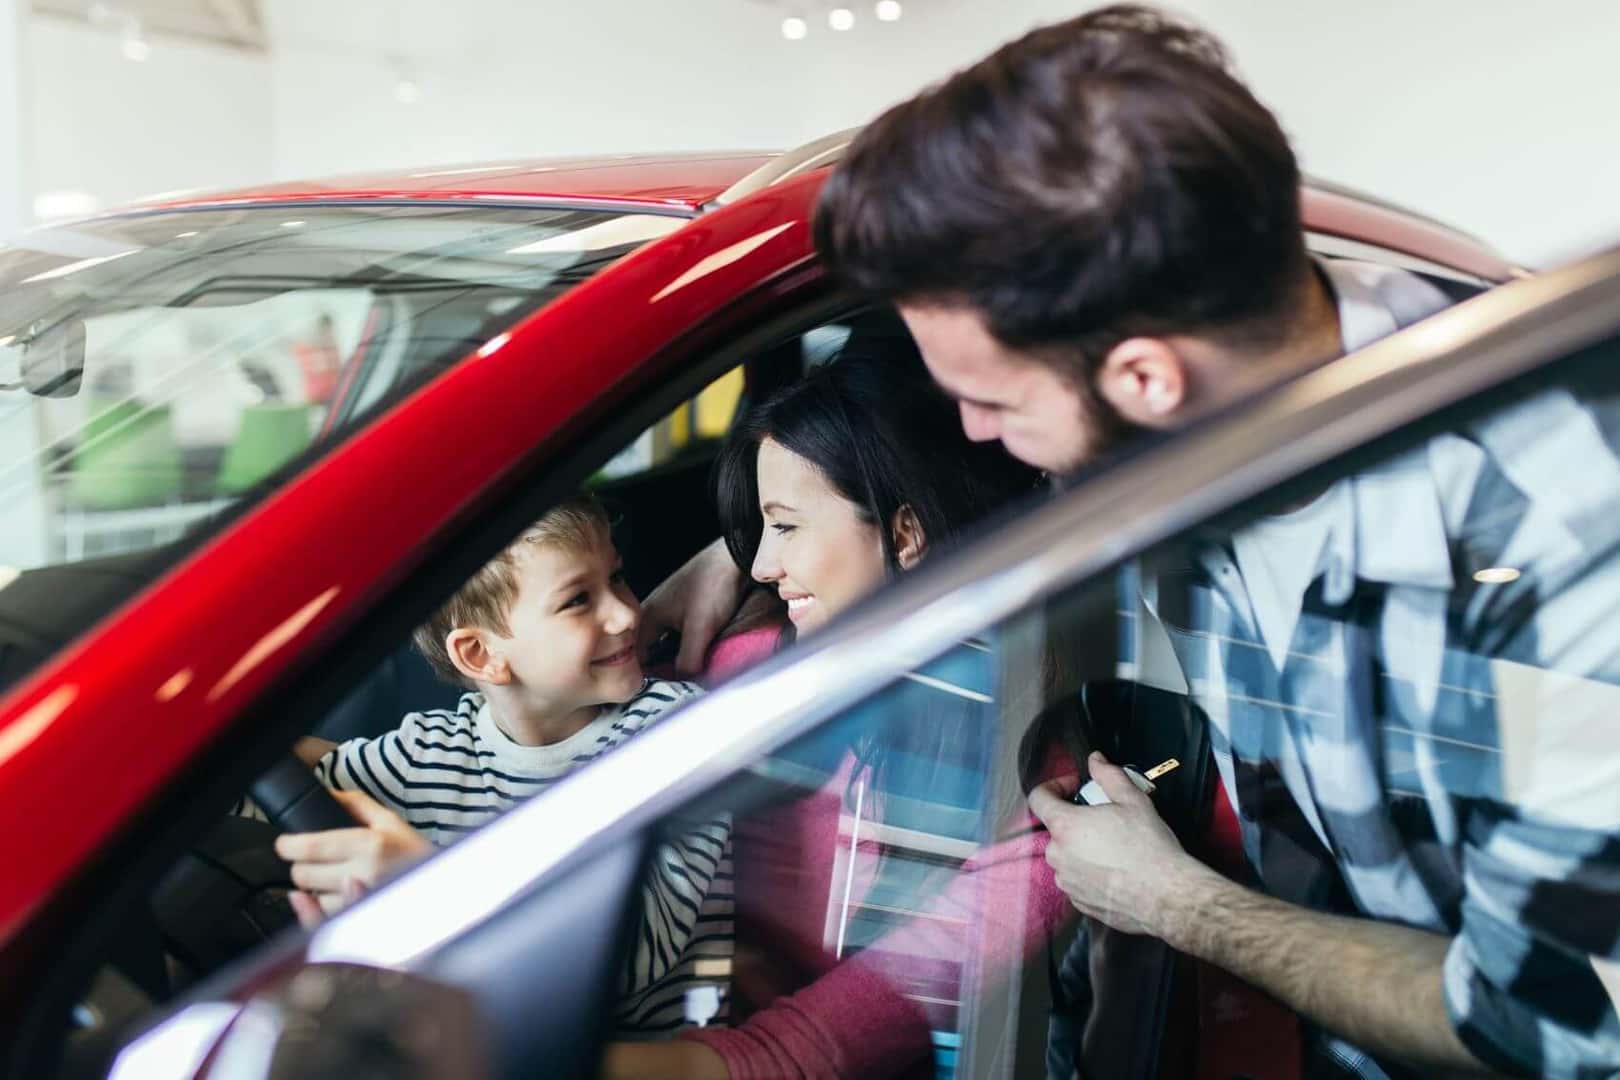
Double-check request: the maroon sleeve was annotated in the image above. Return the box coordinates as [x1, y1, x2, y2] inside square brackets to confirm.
[682, 820, 1070, 1078]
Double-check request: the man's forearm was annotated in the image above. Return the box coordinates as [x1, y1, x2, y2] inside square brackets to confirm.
[1159, 862, 1491, 1074]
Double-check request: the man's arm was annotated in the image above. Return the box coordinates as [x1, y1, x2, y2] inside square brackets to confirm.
[1028, 754, 1493, 1074]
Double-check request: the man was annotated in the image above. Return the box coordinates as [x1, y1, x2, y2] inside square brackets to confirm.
[644, 6, 1620, 1077]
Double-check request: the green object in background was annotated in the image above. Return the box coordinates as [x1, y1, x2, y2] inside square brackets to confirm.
[68, 399, 183, 510]
[217, 403, 313, 494]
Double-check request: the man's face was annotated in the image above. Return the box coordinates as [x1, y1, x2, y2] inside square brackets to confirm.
[899, 303, 1104, 475]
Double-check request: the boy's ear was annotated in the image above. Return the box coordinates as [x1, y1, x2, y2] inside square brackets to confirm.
[446, 628, 509, 686]
[891, 505, 929, 571]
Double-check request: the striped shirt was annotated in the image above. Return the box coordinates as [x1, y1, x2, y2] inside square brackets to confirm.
[315, 678, 734, 1036]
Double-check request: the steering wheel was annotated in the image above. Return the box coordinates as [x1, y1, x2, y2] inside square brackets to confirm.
[146, 753, 356, 982]
[248, 753, 361, 833]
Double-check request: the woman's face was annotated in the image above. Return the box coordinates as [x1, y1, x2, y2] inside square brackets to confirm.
[751, 438, 886, 636]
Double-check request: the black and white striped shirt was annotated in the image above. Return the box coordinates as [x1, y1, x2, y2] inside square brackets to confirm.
[317, 679, 734, 1035]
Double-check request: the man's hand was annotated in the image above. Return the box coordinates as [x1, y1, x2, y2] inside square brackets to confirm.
[1027, 751, 1210, 938]
[1030, 754, 1489, 1072]
[637, 537, 746, 675]
[274, 789, 432, 926]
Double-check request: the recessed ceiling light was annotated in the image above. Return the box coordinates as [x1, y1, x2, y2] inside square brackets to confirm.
[1473, 567, 1521, 584]
[829, 7, 855, 30]
[875, 0, 902, 21]
[781, 16, 807, 39]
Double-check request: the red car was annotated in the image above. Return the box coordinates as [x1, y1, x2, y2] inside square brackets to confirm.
[5, 130, 1591, 1079]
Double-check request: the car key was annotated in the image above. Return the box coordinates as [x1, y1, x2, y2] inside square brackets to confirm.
[1073, 757, 1179, 806]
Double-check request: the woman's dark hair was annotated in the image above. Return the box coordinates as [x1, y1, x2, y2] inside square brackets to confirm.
[716, 333, 1041, 840]
[715, 334, 1040, 578]
[814, 4, 1309, 380]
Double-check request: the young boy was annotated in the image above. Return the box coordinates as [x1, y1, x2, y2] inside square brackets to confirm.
[276, 495, 733, 1034]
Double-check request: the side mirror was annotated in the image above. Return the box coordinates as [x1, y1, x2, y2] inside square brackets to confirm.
[19, 318, 85, 397]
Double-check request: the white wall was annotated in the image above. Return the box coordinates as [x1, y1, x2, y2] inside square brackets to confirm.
[27, 14, 273, 215]
[264, 0, 816, 179]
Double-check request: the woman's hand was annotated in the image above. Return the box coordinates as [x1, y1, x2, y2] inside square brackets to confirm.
[637, 537, 747, 675]
[600, 1039, 728, 1080]
[274, 789, 432, 927]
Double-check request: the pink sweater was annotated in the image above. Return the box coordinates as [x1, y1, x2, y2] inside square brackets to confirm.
[682, 630, 1074, 1078]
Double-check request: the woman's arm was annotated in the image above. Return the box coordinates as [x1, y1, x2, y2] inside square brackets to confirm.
[672, 820, 1068, 1078]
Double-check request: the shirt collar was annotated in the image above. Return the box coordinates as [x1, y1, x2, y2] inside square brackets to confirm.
[1221, 260, 1454, 667]
[1319, 256, 1403, 353]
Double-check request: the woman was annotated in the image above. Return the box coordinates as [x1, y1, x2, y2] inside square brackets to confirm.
[605, 343, 1074, 1078]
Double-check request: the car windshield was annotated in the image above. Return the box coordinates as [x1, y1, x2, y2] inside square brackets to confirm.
[0, 202, 683, 691]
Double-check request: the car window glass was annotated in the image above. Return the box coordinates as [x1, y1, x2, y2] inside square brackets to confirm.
[0, 204, 681, 574]
[57, 306, 885, 1063]
[609, 334, 1620, 1077]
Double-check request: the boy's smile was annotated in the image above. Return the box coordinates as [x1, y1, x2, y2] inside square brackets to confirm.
[591, 642, 637, 667]
[482, 530, 646, 743]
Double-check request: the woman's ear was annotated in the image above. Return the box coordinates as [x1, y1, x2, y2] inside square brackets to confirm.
[891, 505, 929, 570]
[447, 628, 509, 686]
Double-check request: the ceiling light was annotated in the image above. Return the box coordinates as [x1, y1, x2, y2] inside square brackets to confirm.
[1473, 567, 1521, 585]
[31, 190, 100, 221]
[828, 7, 855, 30]
[280, 220, 306, 229]
[174, 230, 198, 238]
[781, 16, 807, 39]
[875, 0, 901, 20]
[394, 79, 421, 105]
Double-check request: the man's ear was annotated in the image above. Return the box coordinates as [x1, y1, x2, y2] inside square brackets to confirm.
[891, 505, 929, 571]
[446, 628, 509, 686]
[1095, 337, 1188, 427]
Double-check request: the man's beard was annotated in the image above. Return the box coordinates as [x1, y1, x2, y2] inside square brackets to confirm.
[1049, 375, 1153, 488]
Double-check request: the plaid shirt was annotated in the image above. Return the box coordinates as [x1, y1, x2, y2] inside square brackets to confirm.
[1140, 260, 1620, 1077]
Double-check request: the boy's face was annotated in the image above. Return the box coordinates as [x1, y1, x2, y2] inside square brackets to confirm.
[488, 529, 644, 714]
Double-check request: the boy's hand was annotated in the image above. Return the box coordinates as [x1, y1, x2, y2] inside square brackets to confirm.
[292, 735, 338, 768]
[637, 537, 746, 675]
[275, 789, 432, 925]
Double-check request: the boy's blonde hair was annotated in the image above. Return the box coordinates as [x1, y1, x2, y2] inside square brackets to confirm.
[413, 495, 612, 686]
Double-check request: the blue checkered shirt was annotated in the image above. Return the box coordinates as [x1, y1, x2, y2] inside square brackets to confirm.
[1139, 287, 1620, 1075]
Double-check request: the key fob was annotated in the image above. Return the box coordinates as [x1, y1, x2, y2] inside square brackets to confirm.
[1072, 765, 1156, 806]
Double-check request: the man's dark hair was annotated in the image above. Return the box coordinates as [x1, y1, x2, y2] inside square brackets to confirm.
[715, 338, 1040, 577]
[814, 4, 1309, 374]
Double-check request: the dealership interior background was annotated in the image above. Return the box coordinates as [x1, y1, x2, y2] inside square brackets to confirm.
[0, 0, 1618, 270]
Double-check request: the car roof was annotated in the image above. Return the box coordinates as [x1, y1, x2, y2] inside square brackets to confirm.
[131, 151, 782, 215]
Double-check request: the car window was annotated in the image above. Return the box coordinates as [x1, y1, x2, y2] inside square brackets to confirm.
[0, 203, 682, 687]
[604, 333, 1620, 1077]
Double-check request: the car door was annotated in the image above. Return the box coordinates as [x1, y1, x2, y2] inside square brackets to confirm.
[98, 247, 1620, 1077]
[1, 180, 842, 1078]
